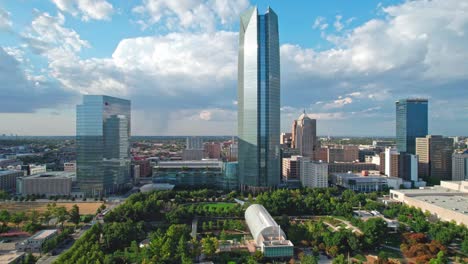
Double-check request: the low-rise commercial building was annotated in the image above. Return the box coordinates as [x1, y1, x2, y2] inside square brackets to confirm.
[331, 172, 402, 192]
[0, 170, 24, 192]
[389, 181, 468, 225]
[21, 165, 47, 176]
[328, 162, 377, 173]
[153, 160, 223, 188]
[245, 204, 293, 258]
[16, 172, 73, 196]
[63, 162, 76, 173]
[16, 229, 58, 253]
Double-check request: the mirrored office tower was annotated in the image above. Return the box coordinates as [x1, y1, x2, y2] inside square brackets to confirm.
[76, 95, 131, 196]
[396, 99, 428, 154]
[238, 7, 280, 190]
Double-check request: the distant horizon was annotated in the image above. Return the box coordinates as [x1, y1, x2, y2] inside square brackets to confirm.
[2, 134, 466, 139]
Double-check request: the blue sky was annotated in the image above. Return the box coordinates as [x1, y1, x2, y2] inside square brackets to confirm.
[0, 0, 467, 136]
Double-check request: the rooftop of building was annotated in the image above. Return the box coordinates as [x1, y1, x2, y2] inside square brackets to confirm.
[245, 204, 293, 247]
[395, 98, 428, 103]
[391, 181, 468, 195]
[30, 229, 57, 240]
[156, 160, 223, 168]
[332, 172, 400, 180]
[413, 195, 468, 214]
[21, 171, 75, 179]
[0, 170, 23, 176]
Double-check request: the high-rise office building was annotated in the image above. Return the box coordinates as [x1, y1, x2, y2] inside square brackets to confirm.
[398, 152, 418, 182]
[76, 95, 131, 196]
[291, 120, 297, 148]
[182, 136, 204, 160]
[396, 99, 428, 154]
[452, 151, 468, 181]
[238, 7, 280, 189]
[300, 159, 328, 188]
[186, 137, 203, 149]
[292, 111, 318, 159]
[416, 135, 454, 182]
[385, 148, 399, 177]
[280, 133, 292, 148]
[282, 156, 302, 181]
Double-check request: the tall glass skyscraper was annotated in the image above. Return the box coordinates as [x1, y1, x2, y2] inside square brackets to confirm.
[238, 7, 280, 190]
[396, 99, 428, 154]
[76, 95, 131, 196]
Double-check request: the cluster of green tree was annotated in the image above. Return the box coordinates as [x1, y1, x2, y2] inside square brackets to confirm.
[0, 210, 42, 233]
[400, 232, 446, 263]
[57, 223, 190, 264]
[255, 188, 382, 217]
[287, 218, 386, 259]
[199, 219, 244, 232]
[0, 190, 10, 200]
[166, 203, 244, 224]
[0, 203, 86, 236]
[383, 203, 468, 252]
[54, 224, 105, 264]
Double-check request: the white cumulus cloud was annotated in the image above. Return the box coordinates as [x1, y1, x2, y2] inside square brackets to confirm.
[132, 0, 249, 31]
[0, 7, 12, 31]
[51, 0, 114, 21]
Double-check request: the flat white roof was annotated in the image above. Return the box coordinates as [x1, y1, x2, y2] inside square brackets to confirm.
[31, 229, 57, 240]
[413, 195, 468, 214]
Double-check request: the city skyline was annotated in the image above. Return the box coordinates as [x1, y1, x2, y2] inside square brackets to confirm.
[1, 0, 468, 136]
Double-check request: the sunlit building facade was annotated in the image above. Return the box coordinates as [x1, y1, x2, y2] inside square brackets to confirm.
[238, 7, 281, 190]
[76, 95, 131, 196]
[396, 99, 428, 154]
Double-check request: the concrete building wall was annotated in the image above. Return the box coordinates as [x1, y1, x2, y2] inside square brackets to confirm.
[452, 152, 468, 181]
[300, 160, 328, 188]
[19, 177, 72, 196]
[0, 170, 24, 191]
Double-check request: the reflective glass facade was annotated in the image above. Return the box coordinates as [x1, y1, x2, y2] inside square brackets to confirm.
[238, 7, 280, 189]
[396, 99, 428, 154]
[76, 95, 131, 196]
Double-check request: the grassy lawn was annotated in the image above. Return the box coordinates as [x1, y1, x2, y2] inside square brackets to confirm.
[376, 247, 403, 259]
[383, 233, 403, 248]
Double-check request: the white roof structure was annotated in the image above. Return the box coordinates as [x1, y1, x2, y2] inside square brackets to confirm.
[245, 204, 286, 246]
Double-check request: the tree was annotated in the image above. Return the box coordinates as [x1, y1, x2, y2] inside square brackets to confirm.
[54, 206, 69, 229]
[300, 254, 318, 264]
[11, 212, 25, 228]
[176, 235, 188, 260]
[219, 230, 227, 241]
[22, 253, 37, 264]
[429, 251, 448, 264]
[70, 204, 80, 226]
[253, 250, 263, 262]
[362, 218, 387, 248]
[201, 236, 218, 259]
[378, 251, 389, 264]
[462, 237, 468, 254]
[332, 254, 346, 264]
[0, 210, 10, 226]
